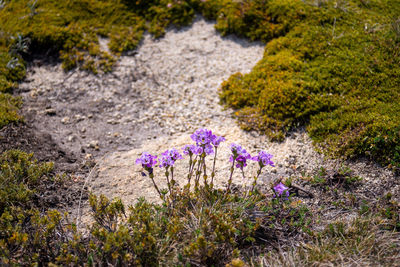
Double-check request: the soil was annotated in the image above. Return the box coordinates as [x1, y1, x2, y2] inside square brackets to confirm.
[0, 122, 77, 172]
[0, 121, 89, 213]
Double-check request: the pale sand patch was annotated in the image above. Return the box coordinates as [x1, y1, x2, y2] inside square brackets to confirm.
[86, 18, 324, 207]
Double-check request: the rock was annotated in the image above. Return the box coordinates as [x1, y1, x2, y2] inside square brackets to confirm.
[88, 140, 99, 148]
[107, 119, 119, 125]
[44, 108, 56, 116]
[61, 117, 70, 124]
[74, 114, 85, 122]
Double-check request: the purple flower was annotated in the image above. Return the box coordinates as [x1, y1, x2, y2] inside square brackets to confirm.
[136, 152, 157, 169]
[230, 143, 246, 155]
[229, 143, 251, 170]
[159, 148, 183, 168]
[189, 129, 225, 155]
[234, 154, 250, 169]
[190, 128, 213, 145]
[211, 135, 225, 147]
[273, 182, 290, 198]
[182, 144, 203, 156]
[252, 151, 275, 167]
[204, 144, 214, 155]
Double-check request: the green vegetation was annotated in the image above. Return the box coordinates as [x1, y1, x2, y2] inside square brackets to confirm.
[262, 216, 400, 266]
[1, 149, 398, 265]
[218, 0, 400, 167]
[0, 150, 311, 265]
[0, 150, 54, 214]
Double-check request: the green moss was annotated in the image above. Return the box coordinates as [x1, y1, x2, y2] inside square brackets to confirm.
[108, 24, 144, 54]
[219, 0, 400, 166]
[213, 0, 307, 42]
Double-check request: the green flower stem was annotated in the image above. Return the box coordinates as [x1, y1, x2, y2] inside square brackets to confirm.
[226, 155, 237, 194]
[187, 156, 198, 188]
[251, 168, 263, 192]
[194, 155, 203, 190]
[210, 147, 218, 187]
[202, 154, 208, 187]
[165, 168, 171, 193]
[149, 173, 163, 200]
[171, 166, 176, 197]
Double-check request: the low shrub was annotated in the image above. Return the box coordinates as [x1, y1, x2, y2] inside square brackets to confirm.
[0, 150, 54, 214]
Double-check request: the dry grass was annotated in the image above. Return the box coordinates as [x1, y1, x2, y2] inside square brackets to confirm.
[254, 216, 400, 267]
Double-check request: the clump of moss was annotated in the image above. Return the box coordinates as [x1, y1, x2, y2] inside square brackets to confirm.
[219, 0, 400, 166]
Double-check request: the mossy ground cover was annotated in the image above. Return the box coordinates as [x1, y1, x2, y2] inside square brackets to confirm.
[218, 0, 400, 167]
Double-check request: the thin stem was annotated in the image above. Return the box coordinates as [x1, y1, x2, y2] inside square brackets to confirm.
[171, 166, 175, 186]
[186, 155, 198, 190]
[210, 147, 218, 186]
[165, 169, 171, 193]
[171, 166, 176, 198]
[189, 156, 198, 177]
[250, 168, 263, 193]
[202, 155, 208, 187]
[226, 156, 237, 194]
[149, 173, 163, 200]
[241, 169, 245, 180]
[241, 168, 247, 197]
[187, 155, 192, 173]
[194, 155, 203, 189]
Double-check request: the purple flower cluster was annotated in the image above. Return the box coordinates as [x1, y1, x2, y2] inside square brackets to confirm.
[159, 148, 183, 168]
[229, 143, 252, 170]
[135, 152, 157, 169]
[188, 128, 226, 155]
[190, 128, 213, 145]
[273, 182, 290, 198]
[251, 151, 275, 167]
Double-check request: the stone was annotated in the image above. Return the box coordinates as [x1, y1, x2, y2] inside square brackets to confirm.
[61, 117, 70, 124]
[44, 108, 56, 116]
